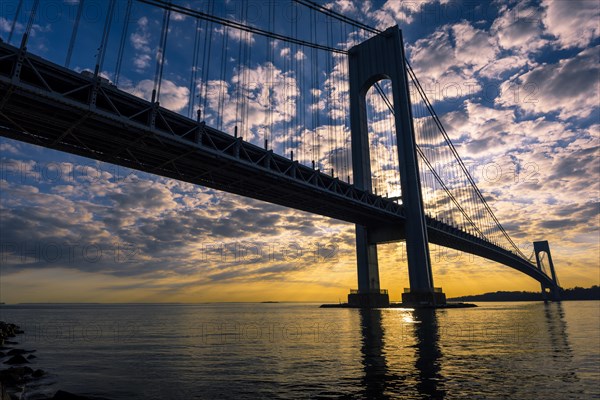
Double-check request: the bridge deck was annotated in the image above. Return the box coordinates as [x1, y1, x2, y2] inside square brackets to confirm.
[0, 42, 404, 227]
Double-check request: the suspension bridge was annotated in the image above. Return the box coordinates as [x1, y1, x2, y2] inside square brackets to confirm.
[0, 0, 560, 306]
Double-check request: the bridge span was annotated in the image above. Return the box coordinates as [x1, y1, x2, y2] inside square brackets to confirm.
[0, 39, 558, 299]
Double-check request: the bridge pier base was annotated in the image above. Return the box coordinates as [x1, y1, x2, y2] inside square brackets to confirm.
[401, 290, 446, 307]
[348, 225, 390, 308]
[348, 291, 390, 308]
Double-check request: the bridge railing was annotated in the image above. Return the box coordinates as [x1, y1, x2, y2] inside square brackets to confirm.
[403, 288, 443, 293]
[350, 289, 388, 295]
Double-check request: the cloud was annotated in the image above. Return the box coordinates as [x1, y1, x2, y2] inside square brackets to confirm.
[130, 17, 152, 72]
[408, 21, 499, 102]
[542, 0, 600, 48]
[496, 46, 600, 119]
[280, 47, 291, 58]
[125, 79, 189, 112]
[0, 142, 355, 288]
[478, 54, 531, 80]
[324, 0, 358, 15]
[0, 141, 20, 155]
[491, 0, 549, 53]
[420, 84, 598, 258]
[196, 62, 299, 146]
[451, 21, 499, 70]
[0, 17, 14, 34]
[214, 26, 255, 44]
[170, 12, 186, 22]
[130, 17, 150, 51]
[364, 0, 439, 28]
[108, 179, 177, 212]
[133, 54, 151, 70]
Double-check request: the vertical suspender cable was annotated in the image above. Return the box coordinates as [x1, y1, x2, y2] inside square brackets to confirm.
[188, 18, 201, 118]
[21, 0, 39, 48]
[326, 15, 332, 174]
[66, 0, 85, 68]
[234, 14, 243, 132]
[297, 3, 305, 165]
[264, 2, 273, 150]
[96, 0, 116, 75]
[7, 0, 24, 44]
[269, 0, 275, 150]
[218, 26, 228, 131]
[243, 3, 250, 140]
[310, 7, 316, 167]
[114, 0, 132, 86]
[153, 4, 171, 102]
[200, 0, 214, 119]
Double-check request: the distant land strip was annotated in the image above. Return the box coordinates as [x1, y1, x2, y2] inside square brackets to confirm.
[449, 286, 600, 302]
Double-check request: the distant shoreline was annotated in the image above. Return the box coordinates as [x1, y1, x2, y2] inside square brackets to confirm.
[449, 286, 599, 302]
[448, 298, 599, 302]
[1, 287, 598, 305]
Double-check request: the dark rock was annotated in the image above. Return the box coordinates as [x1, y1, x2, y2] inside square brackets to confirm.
[32, 369, 45, 378]
[7, 366, 33, 375]
[4, 355, 28, 365]
[3, 342, 17, 345]
[0, 366, 33, 385]
[7, 349, 34, 356]
[27, 354, 36, 360]
[52, 390, 93, 400]
[0, 369, 21, 386]
[0, 353, 4, 358]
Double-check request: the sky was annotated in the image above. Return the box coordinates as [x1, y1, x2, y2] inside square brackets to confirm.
[0, 0, 598, 303]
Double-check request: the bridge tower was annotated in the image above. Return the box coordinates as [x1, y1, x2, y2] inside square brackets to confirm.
[533, 240, 560, 301]
[347, 26, 445, 307]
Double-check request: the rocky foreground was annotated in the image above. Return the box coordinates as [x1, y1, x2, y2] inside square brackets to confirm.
[1, 321, 105, 400]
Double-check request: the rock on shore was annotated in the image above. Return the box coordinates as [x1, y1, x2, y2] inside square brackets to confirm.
[0, 321, 47, 400]
[51, 390, 96, 399]
[1, 321, 105, 400]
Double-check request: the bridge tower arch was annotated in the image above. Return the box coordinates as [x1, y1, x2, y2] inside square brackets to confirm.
[347, 26, 444, 307]
[534, 240, 560, 301]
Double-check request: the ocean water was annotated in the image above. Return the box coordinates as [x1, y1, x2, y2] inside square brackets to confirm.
[1, 301, 598, 399]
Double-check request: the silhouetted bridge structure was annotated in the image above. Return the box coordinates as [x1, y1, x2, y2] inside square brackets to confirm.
[0, 0, 560, 306]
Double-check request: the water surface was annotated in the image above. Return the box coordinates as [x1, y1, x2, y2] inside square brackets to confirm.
[1, 301, 598, 399]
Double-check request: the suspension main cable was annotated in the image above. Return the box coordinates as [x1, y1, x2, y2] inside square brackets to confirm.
[293, 0, 380, 35]
[136, 0, 347, 54]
